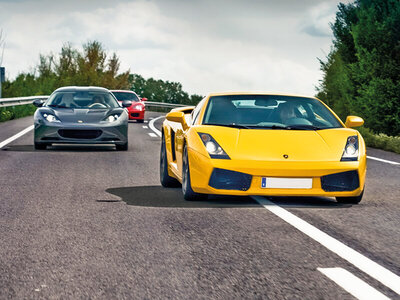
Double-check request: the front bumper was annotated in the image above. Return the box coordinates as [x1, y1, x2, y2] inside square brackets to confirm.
[128, 109, 145, 120]
[34, 121, 128, 145]
[187, 148, 366, 197]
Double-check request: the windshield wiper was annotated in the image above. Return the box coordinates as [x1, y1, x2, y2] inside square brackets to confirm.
[286, 125, 322, 130]
[48, 104, 68, 108]
[205, 123, 251, 129]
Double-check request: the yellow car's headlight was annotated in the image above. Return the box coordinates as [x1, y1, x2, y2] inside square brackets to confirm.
[198, 133, 230, 159]
[341, 135, 359, 161]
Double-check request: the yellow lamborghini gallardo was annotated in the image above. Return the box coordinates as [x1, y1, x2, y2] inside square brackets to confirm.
[160, 93, 366, 203]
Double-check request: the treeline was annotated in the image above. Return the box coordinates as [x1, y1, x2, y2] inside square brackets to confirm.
[1, 41, 202, 106]
[317, 0, 400, 136]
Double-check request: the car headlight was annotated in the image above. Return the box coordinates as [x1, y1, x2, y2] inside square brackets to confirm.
[42, 113, 60, 123]
[133, 105, 143, 111]
[341, 135, 359, 161]
[198, 133, 230, 159]
[103, 114, 121, 122]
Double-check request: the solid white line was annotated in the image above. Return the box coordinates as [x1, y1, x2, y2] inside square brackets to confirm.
[318, 268, 390, 300]
[0, 125, 34, 149]
[367, 156, 400, 165]
[148, 116, 164, 137]
[252, 196, 400, 295]
[148, 133, 157, 138]
[142, 125, 148, 129]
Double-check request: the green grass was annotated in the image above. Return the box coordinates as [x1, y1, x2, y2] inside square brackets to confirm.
[358, 127, 400, 154]
[0, 104, 37, 122]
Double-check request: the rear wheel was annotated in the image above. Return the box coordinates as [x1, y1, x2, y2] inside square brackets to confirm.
[182, 144, 207, 201]
[34, 142, 47, 150]
[116, 143, 128, 151]
[336, 189, 364, 204]
[160, 134, 180, 187]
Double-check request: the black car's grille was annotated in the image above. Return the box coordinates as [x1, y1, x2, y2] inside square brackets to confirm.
[58, 129, 102, 139]
[321, 170, 359, 192]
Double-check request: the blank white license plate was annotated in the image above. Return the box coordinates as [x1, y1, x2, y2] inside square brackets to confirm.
[261, 177, 312, 189]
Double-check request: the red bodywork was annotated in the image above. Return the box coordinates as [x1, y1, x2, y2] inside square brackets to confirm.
[110, 90, 146, 122]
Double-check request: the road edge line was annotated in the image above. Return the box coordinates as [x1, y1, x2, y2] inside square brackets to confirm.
[148, 116, 163, 137]
[252, 196, 400, 295]
[0, 125, 34, 149]
[367, 156, 400, 166]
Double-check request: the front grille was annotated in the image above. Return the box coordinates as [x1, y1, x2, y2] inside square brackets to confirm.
[131, 113, 139, 117]
[58, 129, 102, 139]
[321, 170, 359, 192]
[209, 168, 252, 191]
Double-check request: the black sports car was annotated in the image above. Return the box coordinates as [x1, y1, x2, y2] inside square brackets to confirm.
[33, 86, 131, 150]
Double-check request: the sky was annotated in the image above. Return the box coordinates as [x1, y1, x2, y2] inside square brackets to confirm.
[0, 0, 351, 96]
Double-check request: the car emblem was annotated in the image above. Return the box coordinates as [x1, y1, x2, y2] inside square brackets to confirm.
[78, 120, 83, 123]
[283, 154, 289, 159]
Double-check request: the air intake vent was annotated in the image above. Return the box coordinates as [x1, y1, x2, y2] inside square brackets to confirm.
[58, 129, 102, 139]
[321, 170, 359, 192]
[209, 168, 252, 191]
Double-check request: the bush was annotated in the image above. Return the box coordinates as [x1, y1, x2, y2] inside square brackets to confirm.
[358, 127, 400, 154]
[0, 104, 37, 122]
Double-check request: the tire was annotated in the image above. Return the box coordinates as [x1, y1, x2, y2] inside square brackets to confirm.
[182, 144, 207, 201]
[160, 134, 180, 187]
[34, 142, 47, 150]
[116, 143, 128, 151]
[137, 119, 144, 123]
[336, 189, 364, 204]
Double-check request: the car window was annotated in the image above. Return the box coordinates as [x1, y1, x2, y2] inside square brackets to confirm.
[112, 92, 140, 102]
[191, 98, 206, 125]
[202, 95, 343, 129]
[46, 91, 120, 109]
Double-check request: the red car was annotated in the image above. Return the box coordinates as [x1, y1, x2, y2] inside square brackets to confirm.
[111, 90, 147, 123]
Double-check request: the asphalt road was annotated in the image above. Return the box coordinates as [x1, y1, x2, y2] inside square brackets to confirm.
[0, 112, 399, 299]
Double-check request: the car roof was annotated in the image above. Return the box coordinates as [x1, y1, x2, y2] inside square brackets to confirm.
[206, 91, 316, 100]
[110, 90, 138, 95]
[54, 86, 110, 93]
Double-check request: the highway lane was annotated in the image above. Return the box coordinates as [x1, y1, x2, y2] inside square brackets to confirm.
[0, 112, 399, 299]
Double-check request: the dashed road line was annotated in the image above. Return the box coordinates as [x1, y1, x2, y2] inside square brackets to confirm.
[252, 196, 400, 296]
[0, 125, 34, 149]
[142, 125, 148, 129]
[148, 133, 157, 138]
[318, 267, 390, 300]
[367, 156, 399, 166]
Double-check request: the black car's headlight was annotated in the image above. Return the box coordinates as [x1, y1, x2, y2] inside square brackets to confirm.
[198, 133, 230, 159]
[341, 135, 359, 161]
[103, 114, 122, 123]
[41, 112, 60, 123]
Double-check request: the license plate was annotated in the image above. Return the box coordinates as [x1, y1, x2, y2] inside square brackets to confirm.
[261, 177, 312, 189]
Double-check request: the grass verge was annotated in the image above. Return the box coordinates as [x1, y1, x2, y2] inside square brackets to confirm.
[358, 127, 400, 154]
[0, 104, 36, 122]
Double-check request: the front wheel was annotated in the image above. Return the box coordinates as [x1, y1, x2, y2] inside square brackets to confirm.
[34, 142, 48, 150]
[336, 190, 364, 204]
[116, 143, 128, 151]
[182, 144, 207, 201]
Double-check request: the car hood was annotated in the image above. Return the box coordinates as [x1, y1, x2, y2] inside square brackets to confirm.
[41, 107, 124, 123]
[194, 126, 358, 162]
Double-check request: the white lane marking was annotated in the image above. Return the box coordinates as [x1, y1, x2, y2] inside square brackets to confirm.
[148, 133, 157, 138]
[148, 116, 164, 137]
[0, 125, 34, 149]
[252, 196, 400, 295]
[142, 125, 149, 129]
[318, 268, 390, 300]
[367, 156, 400, 166]
[144, 120, 148, 123]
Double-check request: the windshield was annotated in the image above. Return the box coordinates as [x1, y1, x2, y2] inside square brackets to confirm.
[46, 91, 120, 109]
[202, 95, 343, 130]
[112, 92, 139, 102]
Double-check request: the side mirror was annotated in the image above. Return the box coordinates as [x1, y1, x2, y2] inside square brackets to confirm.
[166, 111, 188, 130]
[33, 99, 44, 107]
[141, 97, 148, 102]
[122, 100, 132, 108]
[345, 116, 364, 128]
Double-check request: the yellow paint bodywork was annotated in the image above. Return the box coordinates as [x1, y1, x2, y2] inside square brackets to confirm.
[162, 93, 366, 197]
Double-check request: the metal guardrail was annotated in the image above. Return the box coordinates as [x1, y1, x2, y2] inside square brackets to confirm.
[0, 96, 49, 108]
[0, 96, 185, 109]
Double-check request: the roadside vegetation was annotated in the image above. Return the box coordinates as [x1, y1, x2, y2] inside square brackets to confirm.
[317, 0, 400, 153]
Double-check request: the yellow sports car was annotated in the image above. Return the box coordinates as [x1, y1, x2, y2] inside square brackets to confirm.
[160, 92, 366, 203]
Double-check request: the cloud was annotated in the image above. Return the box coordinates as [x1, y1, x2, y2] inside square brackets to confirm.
[0, 0, 342, 96]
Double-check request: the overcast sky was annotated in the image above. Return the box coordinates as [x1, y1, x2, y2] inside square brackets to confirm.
[0, 0, 351, 96]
